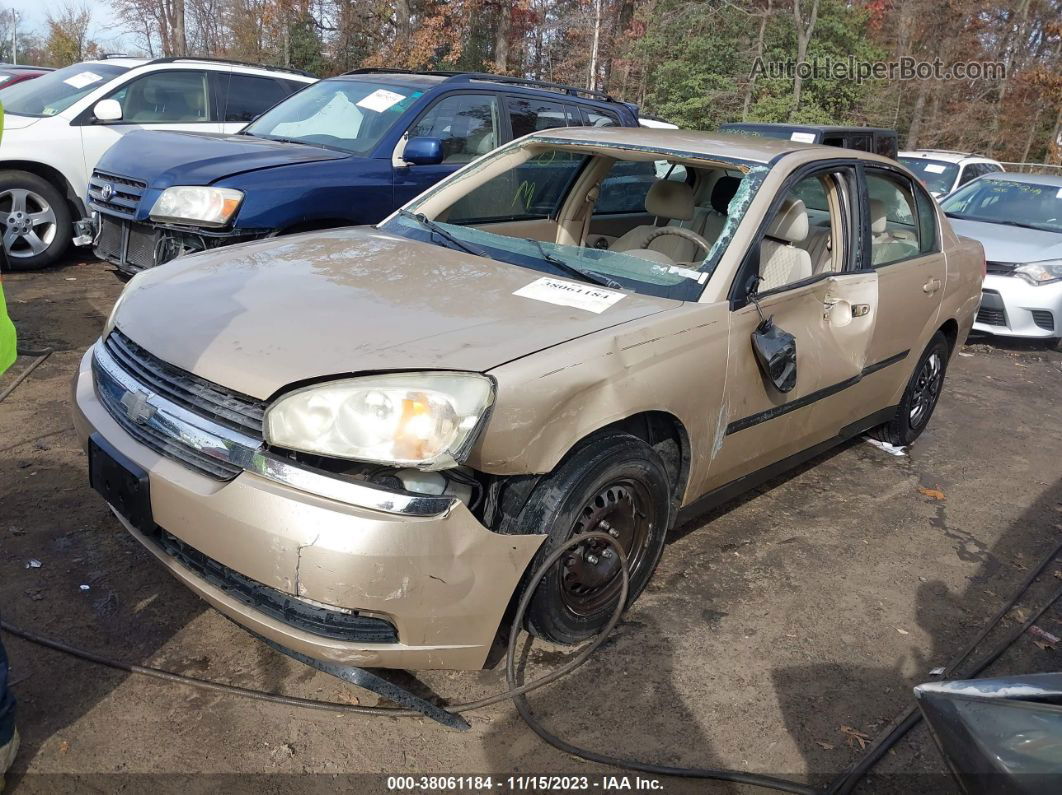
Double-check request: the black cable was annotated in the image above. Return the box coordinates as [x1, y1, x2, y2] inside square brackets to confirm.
[4, 534, 1060, 795]
[826, 539, 1062, 795]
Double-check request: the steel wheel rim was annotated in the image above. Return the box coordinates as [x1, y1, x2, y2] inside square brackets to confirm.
[559, 478, 656, 617]
[0, 188, 57, 258]
[909, 351, 943, 428]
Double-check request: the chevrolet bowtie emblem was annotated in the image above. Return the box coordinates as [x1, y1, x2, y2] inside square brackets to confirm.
[100, 183, 115, 201]
[120, 390, 156, 425]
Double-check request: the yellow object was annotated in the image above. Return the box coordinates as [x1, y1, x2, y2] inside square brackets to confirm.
[0, 100, 14, 376]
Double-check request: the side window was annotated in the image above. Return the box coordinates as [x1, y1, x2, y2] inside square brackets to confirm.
[913, 182, 939, 254]
[595, 161, 660, 214]
[757, 171, 846, 292]
[982, 162, 1003, 175]
[110, 70, 210, 123]
[866, 171, 921, 266]
[410, 94, 498, 164]
[443, 150, 587, 224]
[957, 164, 980, 187]
[215, 74, 292, 123]
[507, 97, 571, 138]
[846, 134, 872, 152]
[582, 107, 620, 127]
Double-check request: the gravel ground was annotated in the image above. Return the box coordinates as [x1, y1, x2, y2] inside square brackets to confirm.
[1, 256, 1060, 793]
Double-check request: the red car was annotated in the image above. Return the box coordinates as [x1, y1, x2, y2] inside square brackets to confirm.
[0, 65, 53, 89]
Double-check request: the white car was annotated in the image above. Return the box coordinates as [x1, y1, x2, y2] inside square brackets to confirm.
[899, 150, 1004, 199]
[0, 57, 315, 269]
[941, 172, 1062, 349]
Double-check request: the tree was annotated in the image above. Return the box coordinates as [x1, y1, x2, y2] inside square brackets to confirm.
[44, 3, 98, 66]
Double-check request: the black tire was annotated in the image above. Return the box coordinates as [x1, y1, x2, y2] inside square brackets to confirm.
[871, 331, 950, 446]
[0, 171, 73, 271]
[509, 431, 673, 644]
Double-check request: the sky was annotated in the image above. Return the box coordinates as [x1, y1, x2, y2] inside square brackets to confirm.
[4, 0, 140, 56]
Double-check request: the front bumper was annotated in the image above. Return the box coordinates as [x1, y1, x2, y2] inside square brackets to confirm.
[973, 274, 1061, 339]
[72, 348, 543, 670]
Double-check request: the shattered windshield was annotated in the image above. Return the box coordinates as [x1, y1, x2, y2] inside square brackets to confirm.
[380, 144, 763, 302]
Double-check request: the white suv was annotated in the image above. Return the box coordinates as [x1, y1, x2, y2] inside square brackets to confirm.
[898, 150, 1004, 200]
[0, 57, 315, 269]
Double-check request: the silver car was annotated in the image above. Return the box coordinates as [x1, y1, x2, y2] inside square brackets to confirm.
[941, 173, 1062, 348]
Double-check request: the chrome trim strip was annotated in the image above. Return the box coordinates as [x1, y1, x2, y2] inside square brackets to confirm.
[92, 342, 454, 518]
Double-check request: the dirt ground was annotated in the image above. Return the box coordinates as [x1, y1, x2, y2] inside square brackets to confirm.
[1, 256, 1061, 793]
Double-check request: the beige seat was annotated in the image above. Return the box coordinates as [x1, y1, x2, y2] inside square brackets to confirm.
[759, 198, 813, 291]
[611, 181, 710, 263]
[870, 199, 918, 265]
[701, 176, 741, 246]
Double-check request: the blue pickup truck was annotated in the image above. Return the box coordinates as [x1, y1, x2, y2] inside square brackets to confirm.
[89, 70, 640, 276]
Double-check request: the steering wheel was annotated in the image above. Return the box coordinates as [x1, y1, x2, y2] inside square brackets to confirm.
[643, 226, 713, 255]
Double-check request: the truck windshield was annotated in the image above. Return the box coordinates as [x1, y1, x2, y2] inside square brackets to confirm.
[900, 157, 959, 196]
[242, 80, 421, 155]
[0, 63, 129, 117]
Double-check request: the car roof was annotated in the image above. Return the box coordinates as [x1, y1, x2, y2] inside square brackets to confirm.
[722, 122, 895, 134]
[899, 150, 996, 164]
[974, 171, 1062, 187]
[527, 126, 867, 164]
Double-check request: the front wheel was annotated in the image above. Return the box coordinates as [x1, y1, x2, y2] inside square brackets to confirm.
[509, 431, 673, 644]
[871, 331, 950, 446]
[0, 171, 72, 271]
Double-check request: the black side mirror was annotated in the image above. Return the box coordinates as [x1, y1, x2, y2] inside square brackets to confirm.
[403, 137, 444, 166]
[751, 316, 797, 393]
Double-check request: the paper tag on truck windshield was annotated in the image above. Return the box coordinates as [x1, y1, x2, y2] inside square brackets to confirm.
[63, 71, 103, 89]
[514, 277, 626, 314]
[356, 89, 406, 113]
[790, 132, 816, 143]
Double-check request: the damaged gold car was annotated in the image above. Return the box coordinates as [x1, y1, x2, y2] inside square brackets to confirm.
[73, 128, 983, 670]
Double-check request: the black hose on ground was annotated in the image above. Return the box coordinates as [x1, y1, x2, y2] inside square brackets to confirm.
[3, 534, 1060, 794]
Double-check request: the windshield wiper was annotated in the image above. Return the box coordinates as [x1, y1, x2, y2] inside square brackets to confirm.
[945, 212, 1053, 232]
[398, 210, 488, 258]
[526, 238, 621, 289]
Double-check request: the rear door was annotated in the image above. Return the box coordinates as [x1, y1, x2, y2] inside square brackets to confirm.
[80, 68, 225, 182]
[392, 92, 503, 207]
[848, 165, 947, 421]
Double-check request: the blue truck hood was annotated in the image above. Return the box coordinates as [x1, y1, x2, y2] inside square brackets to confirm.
[96, 129, 352, 187]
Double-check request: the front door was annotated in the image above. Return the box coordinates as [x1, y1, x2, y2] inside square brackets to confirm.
[392, 92, 502, 207]
[703, 166, 879, 490]
[80, 69, 224, 186]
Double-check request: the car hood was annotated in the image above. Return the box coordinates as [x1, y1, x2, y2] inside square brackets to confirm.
[1, 114, 42, 130]
[948, 217, 1062, 263]
[96, 129, 351, 187]
[113, 227, 675, 400]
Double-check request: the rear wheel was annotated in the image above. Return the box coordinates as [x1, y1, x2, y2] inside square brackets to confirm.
[510, 431, 672, 644]
[871, 331, 950, 446]
[0, 171, 72, 271]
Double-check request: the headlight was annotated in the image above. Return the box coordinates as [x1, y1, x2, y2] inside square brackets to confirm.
[1014, 259, 1062, 286]
[150, 186, 243, 227]
[264, 373, 495, 469]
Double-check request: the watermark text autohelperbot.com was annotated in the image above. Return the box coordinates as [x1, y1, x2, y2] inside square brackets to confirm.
[750, 56, 1006, 83]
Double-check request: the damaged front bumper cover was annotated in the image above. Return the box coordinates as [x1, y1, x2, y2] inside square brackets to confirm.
[72, 347, 545, 670]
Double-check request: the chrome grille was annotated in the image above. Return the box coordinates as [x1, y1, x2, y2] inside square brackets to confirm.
[104, 331, 266, 437]
[88, 170, 146, 219]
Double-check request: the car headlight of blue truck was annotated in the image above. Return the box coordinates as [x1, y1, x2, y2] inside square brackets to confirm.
[150, 187, 244, 228]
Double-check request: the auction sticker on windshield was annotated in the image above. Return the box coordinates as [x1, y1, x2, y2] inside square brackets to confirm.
[63, 71, 103, 89]
[514, 277, 626, 314]
[356, 89, 406, 113]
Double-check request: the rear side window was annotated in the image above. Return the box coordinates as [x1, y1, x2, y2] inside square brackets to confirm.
[596, 161, 679, 214]
[215, 73, 296, 122]
[508, 97, 572, 138]
[866, 170, 921, 266]
[582, 107, 620, 127]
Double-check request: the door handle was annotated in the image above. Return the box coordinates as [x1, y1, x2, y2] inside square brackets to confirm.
[852, 303, 871, 317]
[922, 278, 942, 294]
